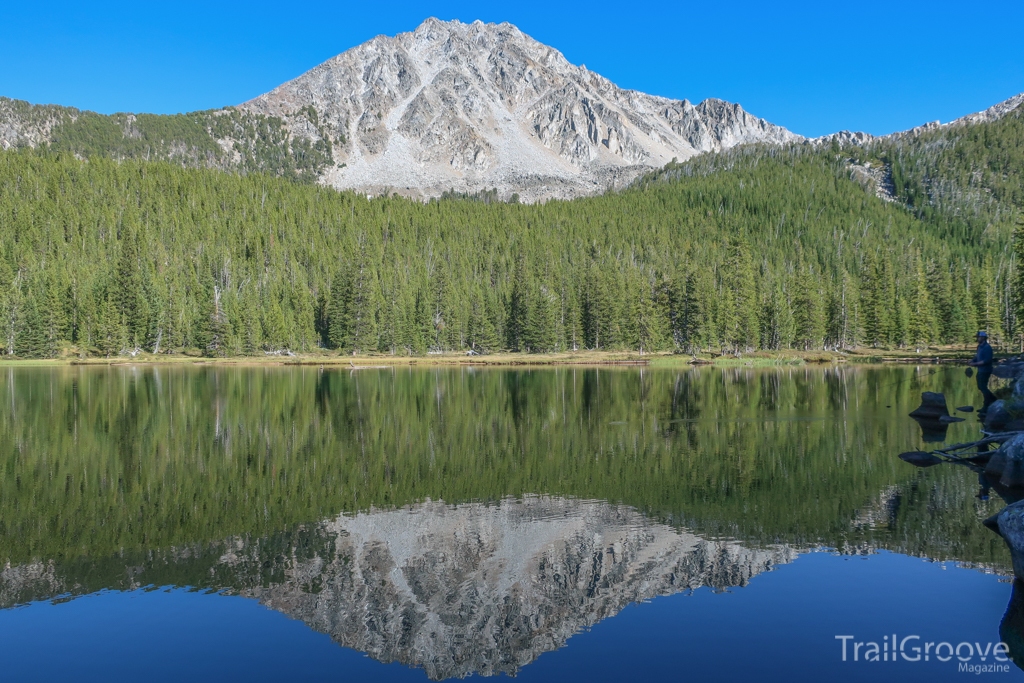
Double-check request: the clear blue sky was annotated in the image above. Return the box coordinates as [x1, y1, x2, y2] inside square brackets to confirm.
[1, 0, 1021, 137]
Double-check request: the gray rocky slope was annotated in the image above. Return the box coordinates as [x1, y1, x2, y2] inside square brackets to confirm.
[239, 18, 801, 202]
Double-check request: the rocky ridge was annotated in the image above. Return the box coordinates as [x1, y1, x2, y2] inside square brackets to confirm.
[816, 92, 1024, 148]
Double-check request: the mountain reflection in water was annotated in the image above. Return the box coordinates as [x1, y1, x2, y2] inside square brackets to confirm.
[0, 365, 1017, 680]
[2, 497, 794, 680]
[235, 498, 794, 680]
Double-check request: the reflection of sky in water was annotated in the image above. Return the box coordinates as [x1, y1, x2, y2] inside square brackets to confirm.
[0, 552, 1009, 682]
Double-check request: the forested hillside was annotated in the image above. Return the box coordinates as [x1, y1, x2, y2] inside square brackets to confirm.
[0, 106, 1019, 358]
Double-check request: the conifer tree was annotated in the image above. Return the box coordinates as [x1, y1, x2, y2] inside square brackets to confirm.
[0, 261, 14, 355]
[793, 264, 825, 350]
[506, 256, 528, 352]
[327, 267, 350, 350]
[973, 255, 1004, 343]
[97, 290, 122, 357]
[825, 269, 856, 349]
[682, 269, 717, 353]
[760, 281, 794, 350]
[114, 229, 148, 347]
[205, 285, 229, 356]
[348, 251, 379, 353]
[262, 296, 288, 351]
[724, 239, 759, 351]
[908, 255, 936, 349]
[862, 252, 895, 347]
[926, 260, 955, 342]
[468, 286, 500, 353]
[523, 284, 557, 353]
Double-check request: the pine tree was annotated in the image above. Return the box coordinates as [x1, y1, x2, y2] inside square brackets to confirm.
[523, 284, 557, 353]
[349, 256, 379, 353]
[825, 269, 856, 349]
[468, 286, 499, 353]
[682, 268, 717, 354]
[793, 264, 825, 350]
[262, 296, 288, 351]
[0, 261, 14, 355]
[581, 257, 622, 350]
[114, 228, 147, 347]
[862, 252, 895, 347]
[506, 255, 528, 352]
[907, 254, 936, 349]
[205, 285, 229, 356]
[973, 255, 1004, 343]
[723, 239, 759, 351]
[327, 267, 350, 350]
[760, 281, 794, 350]
[15, 291, 46, 357]
[97, 290, 122, 357]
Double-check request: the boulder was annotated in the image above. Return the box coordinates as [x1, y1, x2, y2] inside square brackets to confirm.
[909, 392, 949, 420]
[984, 435, 1024, 489]
[985, 400, 1024, 432]
[986, 494, 1024, 580]
[899, 451, 943, 467]
[996, 359, 1024, 380]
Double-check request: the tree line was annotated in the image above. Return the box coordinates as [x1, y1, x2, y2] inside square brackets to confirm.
[0, 116, 1019, 358]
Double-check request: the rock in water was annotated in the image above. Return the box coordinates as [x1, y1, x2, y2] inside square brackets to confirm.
[956, 405, 975, 413]
[899, 451, 943, 467]
[986, 496, 1024, 580]
[984, 435, 1024, 489]
[909, 392, 949, 420]
[986, 400, 1024, 432]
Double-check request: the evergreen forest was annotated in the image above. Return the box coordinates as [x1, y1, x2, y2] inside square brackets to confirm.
[0, 103, 1021, 358]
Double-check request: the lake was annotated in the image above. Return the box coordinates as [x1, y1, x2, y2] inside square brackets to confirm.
[0, 364, 1018, 681]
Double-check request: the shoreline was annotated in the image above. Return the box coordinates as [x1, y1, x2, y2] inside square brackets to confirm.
[0, 347, 986, 368]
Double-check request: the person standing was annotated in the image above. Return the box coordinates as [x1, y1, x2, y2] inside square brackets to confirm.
[967, 331, 996, 411]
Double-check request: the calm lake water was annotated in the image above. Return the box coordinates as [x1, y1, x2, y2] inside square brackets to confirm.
[0, 364, 1020, 682]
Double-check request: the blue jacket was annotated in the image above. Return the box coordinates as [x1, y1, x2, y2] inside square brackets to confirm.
[973, 342, 993, 368]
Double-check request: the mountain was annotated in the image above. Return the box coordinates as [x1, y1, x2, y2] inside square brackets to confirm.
[237, 18, 800, 201]
[0, 18, 800, 201]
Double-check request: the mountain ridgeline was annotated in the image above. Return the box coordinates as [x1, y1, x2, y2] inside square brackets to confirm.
[0, 101, 1020, 359]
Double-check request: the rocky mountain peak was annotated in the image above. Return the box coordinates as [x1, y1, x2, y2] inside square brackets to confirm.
[239, 18, 802, 201]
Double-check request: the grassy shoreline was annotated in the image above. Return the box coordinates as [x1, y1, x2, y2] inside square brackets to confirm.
[0, 346, 987, 368]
